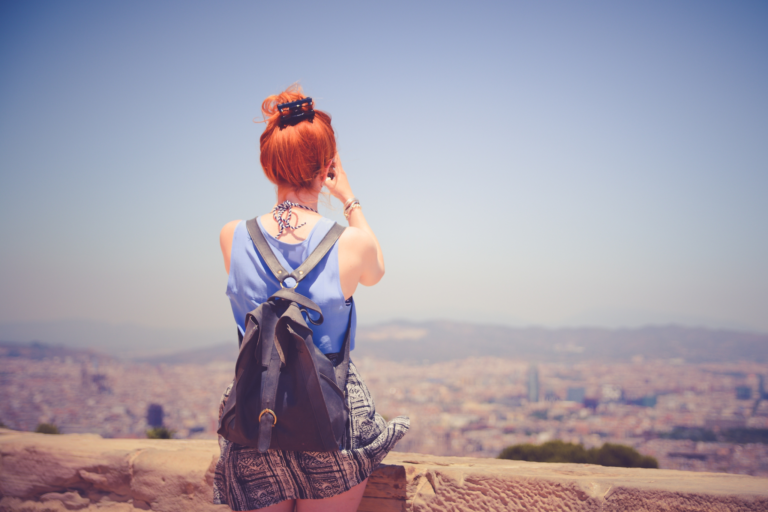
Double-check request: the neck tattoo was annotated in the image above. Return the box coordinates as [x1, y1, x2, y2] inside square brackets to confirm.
[271, 200, 318, 239]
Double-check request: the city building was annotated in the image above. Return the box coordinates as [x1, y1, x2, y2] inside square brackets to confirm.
[527, 365, 539, 403]
[147, 404, 164, 428]
[566, 387, 585, 403]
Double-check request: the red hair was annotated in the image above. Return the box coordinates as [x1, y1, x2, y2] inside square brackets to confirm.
[259, 85, 336, 191]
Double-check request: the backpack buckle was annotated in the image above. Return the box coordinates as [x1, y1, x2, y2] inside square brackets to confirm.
[259, 408, 277, 426]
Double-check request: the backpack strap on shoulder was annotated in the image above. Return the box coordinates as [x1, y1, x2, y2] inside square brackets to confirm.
[246, 218, 290, 282]
[246, 218, 345, 289]
[293, 223, 345, 278]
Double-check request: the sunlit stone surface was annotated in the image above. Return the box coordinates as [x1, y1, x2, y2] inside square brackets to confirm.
[2, 429, 767, 511]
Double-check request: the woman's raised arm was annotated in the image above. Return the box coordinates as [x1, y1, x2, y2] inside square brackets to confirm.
[324, 155, 385, 294]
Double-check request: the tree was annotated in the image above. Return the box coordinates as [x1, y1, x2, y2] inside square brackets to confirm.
[498, 440, 658, 469]
[35, 423, 60, 434]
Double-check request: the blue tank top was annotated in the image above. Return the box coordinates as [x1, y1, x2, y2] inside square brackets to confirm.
[226, 217, 356, 354]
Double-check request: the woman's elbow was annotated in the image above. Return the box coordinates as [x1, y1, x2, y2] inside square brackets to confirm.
[360, 266, 385, 287]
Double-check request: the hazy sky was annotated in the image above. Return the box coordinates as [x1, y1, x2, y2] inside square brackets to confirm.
[1, 1, 766, 343]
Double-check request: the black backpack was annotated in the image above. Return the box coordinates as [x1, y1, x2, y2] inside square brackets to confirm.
[217, 218, 351, 452]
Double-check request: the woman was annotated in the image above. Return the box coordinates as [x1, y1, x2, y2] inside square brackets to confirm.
[213, 85, 409, 512]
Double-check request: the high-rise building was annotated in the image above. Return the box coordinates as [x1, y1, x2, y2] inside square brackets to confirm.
[736, 386, 752, 400]
[147, 404, 164, 428]
[752, 375, 766, 416]
[566, 387, 585, 403]
[527, 365, 539, 403]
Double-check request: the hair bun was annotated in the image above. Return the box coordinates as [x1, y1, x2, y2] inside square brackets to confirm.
[258, 84, 336, 192]
[261, 84, 309, 123]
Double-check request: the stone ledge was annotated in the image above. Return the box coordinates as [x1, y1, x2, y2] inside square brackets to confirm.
[1, 429, 767, 511]
[369, 453, 768, 512]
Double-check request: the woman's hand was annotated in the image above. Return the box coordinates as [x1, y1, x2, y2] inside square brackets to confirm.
[324, 154, 355, 204]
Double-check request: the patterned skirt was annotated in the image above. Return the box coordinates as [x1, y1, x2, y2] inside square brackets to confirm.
[212, 360, 410, 510]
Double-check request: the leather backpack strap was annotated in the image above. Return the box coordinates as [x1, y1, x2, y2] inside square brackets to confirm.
[246, 218, 346, 288]
[271, 288, 324, 326]
[257, 335, 282, 452]
[334, 298, 354, 391]
[246, 218, 290, 282]
[292, 223, 346, 280]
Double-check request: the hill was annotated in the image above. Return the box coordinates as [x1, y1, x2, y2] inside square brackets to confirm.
[3, 321, 765, 365]
[0, 319, 230, 359]
[0, 340, 109, 361]
[352, 322, 768, 364]
[135, 342, 238, 365]
[131, 322, 768, 365]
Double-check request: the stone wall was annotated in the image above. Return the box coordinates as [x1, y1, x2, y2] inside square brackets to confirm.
[2, 429, 767, 512]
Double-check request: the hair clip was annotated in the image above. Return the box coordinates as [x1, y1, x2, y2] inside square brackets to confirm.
[277, 97, 315, 128]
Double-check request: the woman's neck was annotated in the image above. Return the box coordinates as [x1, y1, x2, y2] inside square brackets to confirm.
[276, 187, 320, 211]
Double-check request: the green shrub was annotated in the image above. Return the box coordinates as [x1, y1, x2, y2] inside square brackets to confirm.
[35, 423, 60, 434]
[146, 426, 175, 439]
[498, 440, 658, 469]
[498, 440, 589, 463]
[588, 443, 658, 468]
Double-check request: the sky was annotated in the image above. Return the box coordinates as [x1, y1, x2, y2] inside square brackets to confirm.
[1, 1, 767, 350]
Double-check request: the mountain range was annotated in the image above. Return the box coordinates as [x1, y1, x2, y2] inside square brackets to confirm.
[5, 320, 763, 365]
[352, 322, 768, 364]
[0, 319, 230, 359]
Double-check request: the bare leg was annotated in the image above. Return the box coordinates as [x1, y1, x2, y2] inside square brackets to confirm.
[295, 478, 368, 512]
[248, 499, 296, 512]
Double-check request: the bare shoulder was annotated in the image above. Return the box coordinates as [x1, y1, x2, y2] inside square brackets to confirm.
[220, 220, 241, 240]
[220, 220, 242, 252]
[220, 220, 242, 274]
[339, 225, 376, 253]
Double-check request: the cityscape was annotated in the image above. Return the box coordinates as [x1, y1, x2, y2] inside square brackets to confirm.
[1, 341, 767, 477]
